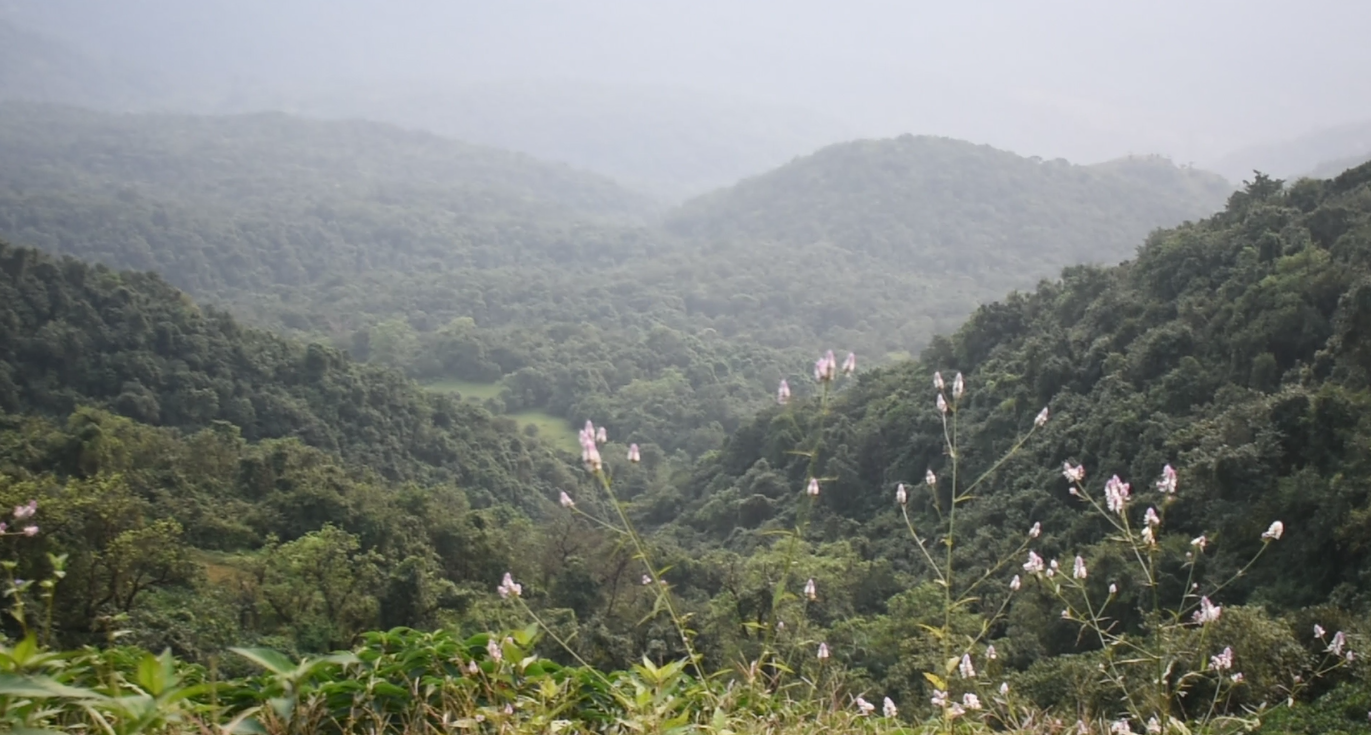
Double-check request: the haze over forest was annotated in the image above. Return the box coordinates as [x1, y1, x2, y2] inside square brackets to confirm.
[4, 3, 1371, 733]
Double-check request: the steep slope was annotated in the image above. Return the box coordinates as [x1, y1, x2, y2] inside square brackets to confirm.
[0, 240, 577, 507]
[683, 162, 1371, 615]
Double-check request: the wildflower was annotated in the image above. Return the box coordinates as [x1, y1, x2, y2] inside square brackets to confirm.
[1157, 464, 1177, 494]
[1231, 672, 1244, 683]
[1147, 717, 1162, 735]
[627, 443, 641, 463]
[999, 682, 1010, 696]
[1329, 631, 1347, 656]
[855, 696, 875, 716]
[952, 372, 965, 400]
[1062, 609, 1071, 620]
[1262, 520, 1284, 541]
[842, 352, 856, 375]
[1062, 462, 1086, 483]
[642, 574, 652, 585]
[925, 469, 937, 486]
[1076, 721, 1089, 735]
[1035, 407, 1050, 427]
[1144, 507, 1161, 527]
[0, 522, 6, 533]
[804, 578, 817, 601]
[814, 351, 837, 382]
[1210, 646, 1234, 671]
[962, 692, 981, 710]
[595, 426, 607, 444]
[467, 660, 479, 675]
[1023, 551, 1045, 574]
[497, 572, 522, 599]
[1141, 526, 1155, 546]
[1315, 624, 1326, 638]
[883, 696, 898, 718]
[579, 422, 603, 472]
[817, 642, 829, 660]
[959, 653, 975, 679]
[948, 703, 965, 718]
[504, 703, 514, 715]
[21, 526, 37, 537]
[487, 638, 503, 663]
[1010, 574, 1022, 591]
[1073, 556, 1088, 580]
[933, 371, 945, 391]
[930, 689, 949, 708]
[1029, 521, 1041, 539]
[937, 393, 948, 414]
[777, 379, 791, 404]
[1048, 558, 1060, 577]
[895, 483, 908, 505]
[986, 644, 997, 660]
[806, 478, 820, 496]
[776, 620, 785, 631]
[12, 500, 35, 520]
[1110, 719, 1135, 735]
[1191, 535, 1207, 551]
[559, 490, 575, 508]
[1194, 596, 1222, 625]
[1104, 475, 1131, 514]
[1109, 583, 1118, 596]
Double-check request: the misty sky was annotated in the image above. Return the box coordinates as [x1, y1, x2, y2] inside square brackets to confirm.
[7, 0, 1371, 167]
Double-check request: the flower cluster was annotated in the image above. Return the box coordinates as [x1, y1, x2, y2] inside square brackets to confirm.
[0, 500, 38, 536]
[496, 572, 522, 599]
[578, 421, 604, 472]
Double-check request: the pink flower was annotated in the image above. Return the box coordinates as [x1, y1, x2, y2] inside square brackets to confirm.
[1010, 575, 1021, 591]
[855, 696, 875, 716]
[558, 491, 575, 508]
[804, 578, 817, 601]
[958, 653, 975, 679]
[1073, 556, 1088, 580]
[806, 478, 820, 496]
[1194, 596, 1222, 625]
[817, 642, 829, 660]
[1210, 646, 1233, 671]
[952, 372, 965, 400]
[12, 500, 36, 520]
[1104, 475, 1131, 514]
[21, 526, 36, 537]
[842, 352, 856, 375]
[1062, 462, 1086, 483]
[1034, 407, 1050, 427]
[777, 379, 791, 405]
[1262, 521, 1284, 541]
[933, 372, 945, 391]
[1023, 551, 1045, 574]
[496, 572, 522, 599]
[1029, 521, 1041, 539]
[936, 393, 948, 414]
[627, 443, 641, 463]
[895, 483, 907, 505]
[925, 469, 937, 486]
[1157, 464, 1177, 494]
[814, 351, 837, 382]
[1144, 507, 1161, 527]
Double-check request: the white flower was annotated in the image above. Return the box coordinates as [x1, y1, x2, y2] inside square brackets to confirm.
[1157, 464, 1177, 494]
[1191, 535, 1207, 550]
[959, 653, 975, 679]
[925, 469, 937, 486]
[1105, 475, 1131, 515]
[895, 483, 907, 505]
[1232, 672, 1244, 683]
[1048, 558, 1060, 578]
[999, 681, 1010, 696]
[1035, 407, 1050, 427]
[1210, 646, 1234, 671]
[933, 371, 945, 391]
[627, 443, 641, 462]
[777, 379, 791, 405]
[937, 393, 948, 414]
[962, 692, 981, 710]
[1314, 624, 1326, 638]
[467, 660, 480, 675]
[1062, 609, 1071, 619]
[883, 696, 898, 718]
[986, 644, 997, 660]
[1029, 521, 1041, 538]
[1109, 583, 1118, 596]
[855, 696, 875, 716]
[1194, 596, 1222, 625]
[1023, 551, 1045, 574]
[12, 500, 35, 520]
[842, 352, 857, 375]
[642, 574, 652, 585]
[814, 351, 837, 382]
[1110, 719, 1135, 735]
[1147, 717, 1162, 735]
[952, 372, 965, 400]
[1010, 574, 1022, 591]
[930, 689, 948, 708]
[1144, 507, 1161, 527]
[817, 642, 830, 660]
[1329, 631, 1347, 656]
[948, 703, 965, 718]
[1062, 462, 1086, 483]
[1141, 526, 1156, 546]
[559, 490, 575, 508]
[804, 578, 817, 601]
[487, 638, 503, 662]
[1073, 556, 1088, 580]
[1262, 520, 1284, 541]
[806, 478, 820, 496]
[595, 426, 607, 444]
[497, 572, 522, 599]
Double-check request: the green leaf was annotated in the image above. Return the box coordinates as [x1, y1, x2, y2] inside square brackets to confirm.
[230, 647, 295, 676]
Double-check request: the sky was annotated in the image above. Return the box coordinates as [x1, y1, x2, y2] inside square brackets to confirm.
[6, 0, 1371, 169]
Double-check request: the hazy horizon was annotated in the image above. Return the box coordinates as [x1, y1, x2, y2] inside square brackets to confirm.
[4, 0, 1370, 189]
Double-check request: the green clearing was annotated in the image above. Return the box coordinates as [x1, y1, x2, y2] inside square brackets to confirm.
[509, 409, 581, 454]
[421, 378, 504, 400]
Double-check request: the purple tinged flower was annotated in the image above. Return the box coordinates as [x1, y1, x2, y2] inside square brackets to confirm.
[497, 572, 522, 599]
[959, 653, 975, 679]
[1073, 556, 1088, 580]
[1048, 558, 1060, 578]
[1157, 464, 1178, 494]
[948, 703, 965, 718]
[930, 689, 948, 708]
[962, 692, 981, 710]
[855, 696, 875, 716]
[627, 443, 641, 463]
[1144, 507, 1161, 527]
[1315, 624, 1326, 639]
[952, 372, 965, 400]
[804, 578, 817, 601]
[1231, 672, 1244, 683]
[1147, 718, 1161, 735]
[1329, 631, 1347, 656]
[1062, 462, 1086, 483]
[1104, 475, 1131, 515]
[595, 426, 607, 444]
[1023, 551, 1045, 574]
[817, 642, 829, 660]
[1210, 646, 1234, 671]
[0, 522, 6, 533]
[1194, 596, 1222, 625]
[895, 483, 908, 506]
[933, 372, 945, 391]
[936, 393, 948, 414]
[1029, 521, 1041, 539]
[20, 526, 36, 537]
[559, 491, 575, 508]
[842, 352, 856, 375]
[806, 478, 820, 496]
[777, 379, 791, 405]
[1035, 407, 1050, 427]
[12, 500, 36, 520]
[1262, 520, 1284, 541]
[487, 638, 502, 662]
[814, 351, 837, 382]
[883, 696, 898, 718]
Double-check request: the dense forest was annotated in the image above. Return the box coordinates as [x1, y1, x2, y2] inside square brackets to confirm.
[2, 147, 1370, 730]
[0, 103, 1238, 459]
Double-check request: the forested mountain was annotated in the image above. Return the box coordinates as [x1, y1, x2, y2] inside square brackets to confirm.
[0, 104, 1243, 457]
[0, 20, 152, 108]
[1210, 119, 1371, 182]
